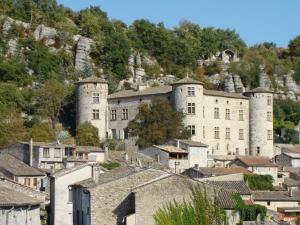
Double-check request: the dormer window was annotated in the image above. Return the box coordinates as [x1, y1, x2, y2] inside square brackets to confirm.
[187, 87, 195, 96]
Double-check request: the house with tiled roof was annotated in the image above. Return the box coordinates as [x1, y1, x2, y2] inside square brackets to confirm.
[0, 181, 42, 225]
[230, 156, 278, 185]
[0, 154, 45, 190]
[70, 168, 240, 225]
[140, 139, 208, 173]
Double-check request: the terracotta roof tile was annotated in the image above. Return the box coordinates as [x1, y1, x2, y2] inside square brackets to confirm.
[236, 156, 277, 167]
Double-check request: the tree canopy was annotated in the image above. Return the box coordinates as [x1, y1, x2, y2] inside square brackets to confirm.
[75, 122, 100, 147]
[127, 97, 190, 148]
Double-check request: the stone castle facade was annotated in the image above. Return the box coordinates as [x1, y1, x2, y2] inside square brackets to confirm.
[76, 76, 274, 158]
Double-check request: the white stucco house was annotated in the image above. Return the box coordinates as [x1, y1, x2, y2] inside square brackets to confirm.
[141, 139, 208, 173]
[49, 164, 97, 225]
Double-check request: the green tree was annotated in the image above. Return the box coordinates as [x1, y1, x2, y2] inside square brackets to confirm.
[154, 185, 226, 225]
[128, 97, 190, 148]
[29, 123, 56, 142]
[38, 79, 67, 129]
[289, 35, 300, 57]
[0, 108, 28, 148]
[75, 122, 100, 146]
[0, 82, 25, 111]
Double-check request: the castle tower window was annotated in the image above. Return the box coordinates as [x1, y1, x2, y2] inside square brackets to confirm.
[225, 109, 230, 120]
[239, 110, 244, 121]
[92, 109, 100, 120]
[122, 109, 128, 120]
[187, 103, 195, 114]
[203, 106, 205, 118]
[267, 130, 273, 140]
[187, 87, 195, 96]
[225, 128, 230, 139]
[188, 125, 196, 136]
[93, 93, 100, 104]
[239, 129, 244, 140]
[214, 107, 219, 119]
[214, 127, 220, 139]
[110, 109, 117, 121]
[267, 112, 272, 121]
[267, 96, 272, 105]
[43, 148, 50, 158]
[203, 126, 205, 138]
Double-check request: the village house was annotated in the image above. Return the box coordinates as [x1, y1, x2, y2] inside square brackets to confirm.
[0, 181, 42, 225]
[49, 163, 97, 225]
[1, 140, 106, 171]
[276, 152, 300, 168]
[253, 190, 300, 222]
[140, 139, 208, 173]
[71, 167, 241, 225]
[182, 166, 251, 181]
[230, 156, 279, 185]
[0, 154, 45, 190]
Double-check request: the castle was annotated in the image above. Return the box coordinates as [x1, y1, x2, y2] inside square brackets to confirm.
[76, 76, 274, 158]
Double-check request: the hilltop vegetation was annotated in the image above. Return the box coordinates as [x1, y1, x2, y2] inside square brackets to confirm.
[0, 0, 300, 146]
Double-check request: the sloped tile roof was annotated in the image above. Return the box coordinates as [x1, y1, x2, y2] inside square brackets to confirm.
[0, 184, 41, 206]
[75, 75, 107, 84]
[203, 89, 248, 99]
[236, 156, 277, 167]
[207, 181, 251, 195]
[172, 77, 204, 85]
[0, 154, 44, 176]
[253, 190, 300, 201]
[244, 87, 273, 94]
[177, 139, 208, 147]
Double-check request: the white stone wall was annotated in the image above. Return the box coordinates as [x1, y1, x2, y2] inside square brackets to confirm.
[253, 200, 299, 212]
[247, 92, 274, 158]
[76, 82, 108, 140]
[188, 146, 208, 167]
[108, 94, 170, 138]
[202, 95, 250, 156]
[172, 83, 204, 141]
[0, 206, 41, 225]
[51, 165, 93, 225]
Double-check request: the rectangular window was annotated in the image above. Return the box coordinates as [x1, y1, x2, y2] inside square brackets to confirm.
[112, 129, 117, 139]
[93, 93, 100, 104]
[267, 96, 272, 105]
[33, 178, 37, 187]
[43, 148, 50, 158]
[214, 127, 220, 139]
[225, 109, 230, 120]
[267, 112, 272, 121]
[239, 129, 244, 140]
[239, 110, 244, 121]
[214, 107, 219, 119]
[110, 109, 117, 121]
[267, 130, 273, 140]
[68, 188, 73, 203]
[24, 178, 30, 186]
[187, 103, 195, 114]
[122, 108, 128, 120]
[188, 125, 196, 136]
[54, 148, 61, 158]
[203, 106, 205, 118]
[187, 87, 195, 96]
[203, 126, 205, 139]
[226, 128, 230, 139]
[92, 109, 100, 120]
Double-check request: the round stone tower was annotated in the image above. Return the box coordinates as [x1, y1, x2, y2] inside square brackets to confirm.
[76, 75, 108, 140]
[171, 77, 204, 141]
[244, 87, 274, 158]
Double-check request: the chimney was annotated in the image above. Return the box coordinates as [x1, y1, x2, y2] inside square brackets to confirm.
[93, 166, 100, 184]
[289, 188, 293, 197]
[176, 139, 180, 148]
[29, 138, 33, 166]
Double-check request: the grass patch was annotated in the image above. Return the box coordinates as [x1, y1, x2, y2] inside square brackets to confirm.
[99, 162, 120, 170]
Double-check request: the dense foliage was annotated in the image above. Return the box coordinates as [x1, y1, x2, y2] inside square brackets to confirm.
[244, 174, 274, 191]
[233, 193, 266, 221]
[99, 162, 120, 170]
[154, 185, 226, 225]
[127, 98, 190, 148]
[75, 122, 100, 147]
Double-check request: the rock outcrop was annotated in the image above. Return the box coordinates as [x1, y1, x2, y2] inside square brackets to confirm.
[233, 74, 245, 93]
[284, 72, 299, 94]
[224, 75, 235, 92]
[74, 35, 95, 72]
[2, 16, 30, 34]
[34, 24, 57, 46]
[259, 71, 272, 90]
[6, 39, 18, 57]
